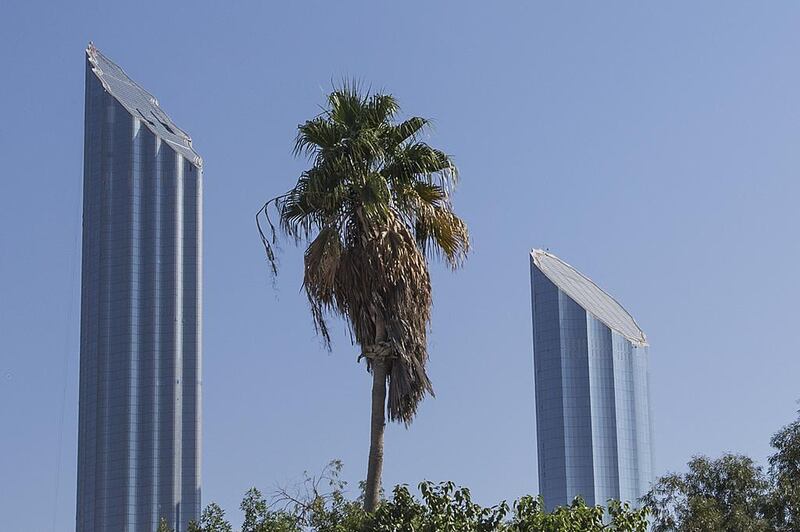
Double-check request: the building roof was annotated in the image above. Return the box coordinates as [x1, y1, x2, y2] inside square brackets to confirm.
[531, 249, 648, 347]
[86, 43, 202, 166]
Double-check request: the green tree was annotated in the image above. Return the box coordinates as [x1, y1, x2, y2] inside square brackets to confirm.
[236, 475, 647, 531]
[508, 496, 648, 532]
[768, 409, 800, 531]
[219, 461, 647, 531]
[272, 460, 367, 532]
[643, 454, 771, 532]
[240, 487, 300, 532]
[258, 84, 469, 511]
[187, 502, 233, 532]
[370, 482, 507, 531]
[157, 516, 173, 532]
[191, 458, 651, 532]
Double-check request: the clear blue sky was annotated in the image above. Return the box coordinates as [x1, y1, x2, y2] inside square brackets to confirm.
[2, 2, 800, 530]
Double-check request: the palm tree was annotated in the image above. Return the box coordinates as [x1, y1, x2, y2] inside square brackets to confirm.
[257, 84, 469, 512]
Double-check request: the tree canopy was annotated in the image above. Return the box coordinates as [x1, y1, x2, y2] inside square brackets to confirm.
[179, 463, 648, 532]
[644, 407, 800, 532]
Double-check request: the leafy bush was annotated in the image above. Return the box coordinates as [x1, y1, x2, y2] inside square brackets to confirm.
[181, 461, 648, 531]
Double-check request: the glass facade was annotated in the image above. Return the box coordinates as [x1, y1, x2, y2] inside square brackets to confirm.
[530, 250, 653, 509]
[76, 44, 202, 532]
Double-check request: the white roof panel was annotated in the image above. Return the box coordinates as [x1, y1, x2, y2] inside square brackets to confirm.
[531, 249, 648, 347]
[86, 43, 202, 167]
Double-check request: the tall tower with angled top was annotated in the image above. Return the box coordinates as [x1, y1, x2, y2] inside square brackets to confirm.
[77, 43, 202, 532]
[530, 249, 653, 509]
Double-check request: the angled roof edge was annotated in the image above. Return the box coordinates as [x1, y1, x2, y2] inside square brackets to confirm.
[86, 42, 202, 167]
[530, 249, 648, 347]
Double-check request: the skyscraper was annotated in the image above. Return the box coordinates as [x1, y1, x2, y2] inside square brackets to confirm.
[530, 249, 653, 509]
[77, 43, 202, 532]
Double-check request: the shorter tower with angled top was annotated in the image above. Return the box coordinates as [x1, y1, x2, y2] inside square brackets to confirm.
[530, 249, 654, 509]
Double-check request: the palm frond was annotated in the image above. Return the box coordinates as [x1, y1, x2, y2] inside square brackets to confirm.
[383, 142, 458, 193]
[364, 93, 400, 127]
[303, 227, 343, 345]
[387, 116, 429, 146]
[414, 207, 470, 268]
[294, 117, 346, 158]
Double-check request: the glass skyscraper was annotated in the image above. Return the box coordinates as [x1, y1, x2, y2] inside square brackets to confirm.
[530, 249, 653, 509]
[77, 44, 202, 532]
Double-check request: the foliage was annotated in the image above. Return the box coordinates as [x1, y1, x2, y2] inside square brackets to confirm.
[644, 407, 800, 532]
[186, 502, 233, 532]
[510, 496, 648, 532]
[239, 487, 301, 532]
[643, 454, 771, 531]
[768, 413, 800, 531]
[370, 482, 509, 531]
[157, 516, 174, 532]
[171, 462, 648, 532]
[270, 459, 367, 532]
[370, 482, 648, 531]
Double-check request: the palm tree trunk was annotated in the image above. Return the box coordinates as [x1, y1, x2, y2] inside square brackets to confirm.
[364, 357, 387, 512]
